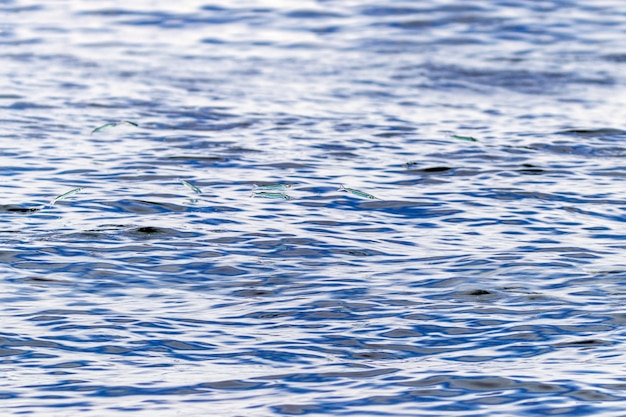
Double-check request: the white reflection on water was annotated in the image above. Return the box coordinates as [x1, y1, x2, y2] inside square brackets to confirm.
[4, 0, 626, 416]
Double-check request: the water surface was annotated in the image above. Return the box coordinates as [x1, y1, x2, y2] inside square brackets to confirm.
[4, 0, 626, 415]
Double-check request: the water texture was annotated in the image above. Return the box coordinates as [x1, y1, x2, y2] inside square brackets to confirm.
[3, 0, 626, 415]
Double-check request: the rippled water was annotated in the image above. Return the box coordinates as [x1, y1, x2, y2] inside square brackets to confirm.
[4, 0, 626, 415]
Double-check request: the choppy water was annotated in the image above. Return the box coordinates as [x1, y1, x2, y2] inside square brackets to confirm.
[4, 0, 626, 415]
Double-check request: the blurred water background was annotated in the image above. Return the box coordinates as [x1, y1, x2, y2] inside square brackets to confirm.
[4, 0, 626, 415]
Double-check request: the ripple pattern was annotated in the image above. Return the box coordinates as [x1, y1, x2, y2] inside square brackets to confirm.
[4, 0, 626, 416]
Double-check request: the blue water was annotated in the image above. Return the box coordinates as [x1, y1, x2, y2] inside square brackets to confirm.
[4, 0, 626, 415]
